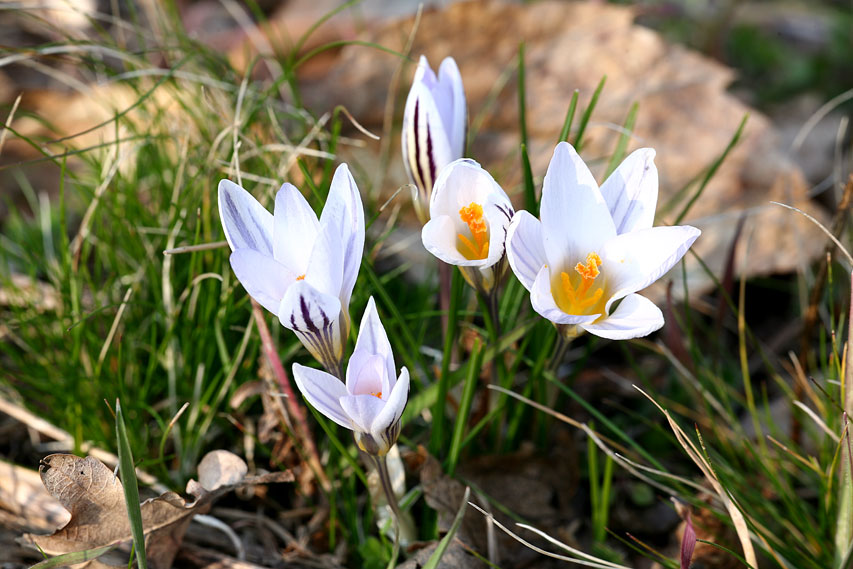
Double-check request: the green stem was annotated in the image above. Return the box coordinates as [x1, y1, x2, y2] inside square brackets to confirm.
[546, 329, 572, 376]
[372, 453, 414, 545]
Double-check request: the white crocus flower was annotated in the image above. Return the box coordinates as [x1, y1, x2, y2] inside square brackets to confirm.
[293, 297, 410, 456]
[402, 55, 467, 224]
[421, 159, 514, 294]
[218, 164, 364, 376]
[506, 142, 700, 340]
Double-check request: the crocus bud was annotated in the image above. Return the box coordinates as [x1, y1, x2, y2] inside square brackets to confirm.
[402, 55, 467, 224]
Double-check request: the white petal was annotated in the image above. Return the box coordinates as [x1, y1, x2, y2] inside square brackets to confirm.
[279, 280, 344, 368]
[429, 159, 496, 218]
[437, 57, 466, 158]
[370, 367, 409, 439]
[272, 183, 320, 273]
[304, 221, 344, 301]
[599, 148, 658, 234]
[506, 210, 547, 292]
[352, 297, 395, 383]
[347, 353, 386, 397]
[319, 164, 364, 307]
[292, 363, 351, 429]
[602, 225, 701, 311]
[422, 215, 480, 266]
[540, 142, 616, 271]
[218, 179, 273, 255]
[581, 294, 663, 339]
[340, 393, 386, 434]
[229, 249, 296, 314]
[530, 265, 601, 325]
[414, 55, 437, 87]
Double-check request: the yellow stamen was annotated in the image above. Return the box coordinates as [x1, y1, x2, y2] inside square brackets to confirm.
[457, 202, 490, 260]
[554, 252, 606, 315]
[296, 274, 306, 281]
[370, 391, 382, 399]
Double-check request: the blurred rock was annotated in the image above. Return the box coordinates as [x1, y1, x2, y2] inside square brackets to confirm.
[297, 0, 830, 298]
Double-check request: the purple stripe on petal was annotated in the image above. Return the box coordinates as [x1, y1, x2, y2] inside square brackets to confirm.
[222, 190, 271, 253]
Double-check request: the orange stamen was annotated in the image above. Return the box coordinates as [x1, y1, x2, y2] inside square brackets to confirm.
[370, 391, 382, 399]
[296, 274, 306, 281]
[555, 252, 606, 315]
[575, 252, 602, 280]
[457, 202, 490, 260]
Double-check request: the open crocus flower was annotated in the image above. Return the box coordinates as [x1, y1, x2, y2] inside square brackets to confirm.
[293, 297, 409, 456]
[506, 142, 700, 340]
[219, 164, 364, 376]
[402, 55, 467, 224]
[421, 159, 513, 294]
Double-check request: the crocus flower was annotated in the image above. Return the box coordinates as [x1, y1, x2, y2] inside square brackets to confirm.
[218, 164, 364, 375]
[421, 159, 514, 294]
[293, 297, 409, 456]
[402, 55, 467, 224]
[506, 142, 700, 340]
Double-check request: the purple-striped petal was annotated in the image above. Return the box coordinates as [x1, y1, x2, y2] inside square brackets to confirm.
[370, 367, 409, 438]
[218, 179, 273, 255]
[279, 280, 343, 371]
[292, 363, 351, 429]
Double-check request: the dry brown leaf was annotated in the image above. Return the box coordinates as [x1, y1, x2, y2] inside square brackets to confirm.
[21, 451, 294, 569]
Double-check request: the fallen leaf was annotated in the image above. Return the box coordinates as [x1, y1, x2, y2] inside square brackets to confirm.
[21, 451, 293, 568]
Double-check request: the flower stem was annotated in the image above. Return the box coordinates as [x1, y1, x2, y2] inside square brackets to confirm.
[547, 329, 573, 376]
[439, 260, 452, 343]
[252, 300, 330, 491]
[371, 453, 414, 543]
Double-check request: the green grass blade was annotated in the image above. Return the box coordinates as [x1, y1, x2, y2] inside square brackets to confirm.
[517, 42, 528, 150]
[517, 43, 537, 213]
[573, 76, 606, 152]
[29, 543, 121, 568]
[292, 0, 362, 56]
[604, 102, 639, 178]
[447, 342, 483, 477]
[422, 487, 471, 569]
[430, 267, 463, 457]
[559, 90, 580, 142]
[115, 400, 148, 569]
[521, 143, 537, 215]
[673, 114, 747, 224]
